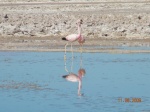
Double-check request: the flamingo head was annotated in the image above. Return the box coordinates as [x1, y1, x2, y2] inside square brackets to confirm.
[78, 68, 86, 77]
[76, 19, 83, 25]
[80, 19, 83, 24]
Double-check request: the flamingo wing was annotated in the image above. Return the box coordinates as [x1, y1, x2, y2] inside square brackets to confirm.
[66, 34, 78, 42]
[63, 74, 79, 82]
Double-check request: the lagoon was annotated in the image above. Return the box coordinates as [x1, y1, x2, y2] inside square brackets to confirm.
[0, 51, 150, 112]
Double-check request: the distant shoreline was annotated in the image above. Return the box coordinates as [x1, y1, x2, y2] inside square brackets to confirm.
[1, 1, 150, 6]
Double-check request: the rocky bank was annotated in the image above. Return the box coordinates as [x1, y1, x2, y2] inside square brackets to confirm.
[0, 2, 150, 39]
[0, 1, 150, 52]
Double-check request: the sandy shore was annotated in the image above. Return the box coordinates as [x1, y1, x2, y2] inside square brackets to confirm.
[0, 1, 150, 53]
[1, 36, 150, 53]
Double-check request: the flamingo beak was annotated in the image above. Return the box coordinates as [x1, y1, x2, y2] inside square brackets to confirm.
[80, 19, 83, 24]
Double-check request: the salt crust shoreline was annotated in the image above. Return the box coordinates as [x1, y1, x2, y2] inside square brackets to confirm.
[0, 1, 150, 53]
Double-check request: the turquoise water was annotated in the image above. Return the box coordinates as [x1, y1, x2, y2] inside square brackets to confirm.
[0, 51, 150, 112]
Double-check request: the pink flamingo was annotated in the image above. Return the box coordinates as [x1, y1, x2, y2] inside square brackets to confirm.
[62, 68, 86, 96]
[62, 19, 85, 60]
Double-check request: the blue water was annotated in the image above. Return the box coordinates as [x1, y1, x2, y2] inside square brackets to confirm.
[0, 51, 150, 112]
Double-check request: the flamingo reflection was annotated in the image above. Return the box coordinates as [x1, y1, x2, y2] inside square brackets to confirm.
[62, 68, 86, 96]
[62, 42, 85, 96]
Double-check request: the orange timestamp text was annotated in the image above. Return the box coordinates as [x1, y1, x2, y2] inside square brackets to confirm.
[118, 97, 142, 103]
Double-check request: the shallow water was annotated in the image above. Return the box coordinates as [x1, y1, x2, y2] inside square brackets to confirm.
[0, 51, 150, 112]
[84, 46, 150, 50]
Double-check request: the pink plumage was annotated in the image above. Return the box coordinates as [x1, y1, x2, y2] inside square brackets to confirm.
[62, 73, 80, 82]
[66, 34, 79, 42]
[62, 69, 86, 96]
[62, 19, 84, 43]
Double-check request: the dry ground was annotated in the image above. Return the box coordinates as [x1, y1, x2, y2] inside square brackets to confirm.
[0, 1, 150, 53]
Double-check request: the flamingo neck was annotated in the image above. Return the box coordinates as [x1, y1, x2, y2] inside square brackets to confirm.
[78, 74, 82, 80]
[78, 24, 81, 37]
[78, 79, 82, 95]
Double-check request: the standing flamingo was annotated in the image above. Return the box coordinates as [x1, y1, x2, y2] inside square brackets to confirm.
[62, 68, 86, 96]
[62, 19, 85, 61]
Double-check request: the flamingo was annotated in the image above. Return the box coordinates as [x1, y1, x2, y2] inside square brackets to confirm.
[62, 19, 85, 61]
[62, 68, 86, 96]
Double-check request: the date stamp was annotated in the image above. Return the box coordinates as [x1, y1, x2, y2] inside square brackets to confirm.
[118, 97, 142, 103]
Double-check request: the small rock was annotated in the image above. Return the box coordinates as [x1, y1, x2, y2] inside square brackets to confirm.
[30, 30, 36, 36]
[64, 21, 67, 24]
[138, 16, 142, 20]
[13, 28, 21, 34]
[122, 30, 126, 33]
[102, 34, 108, 37]
[113, 27, 118, 30]
[4, 14, 8, 19]
[87, 32, 94, 36]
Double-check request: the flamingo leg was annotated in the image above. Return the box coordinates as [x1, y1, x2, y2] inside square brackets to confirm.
[64, 42, 69, 73]
[79, 44, 83, 54]
[64, 43, 68, 61]
[71, 43, 74, 72]
[78, 80, 82, 96]
[64, 60, 69, 73]
[80, 49, 83, 68]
